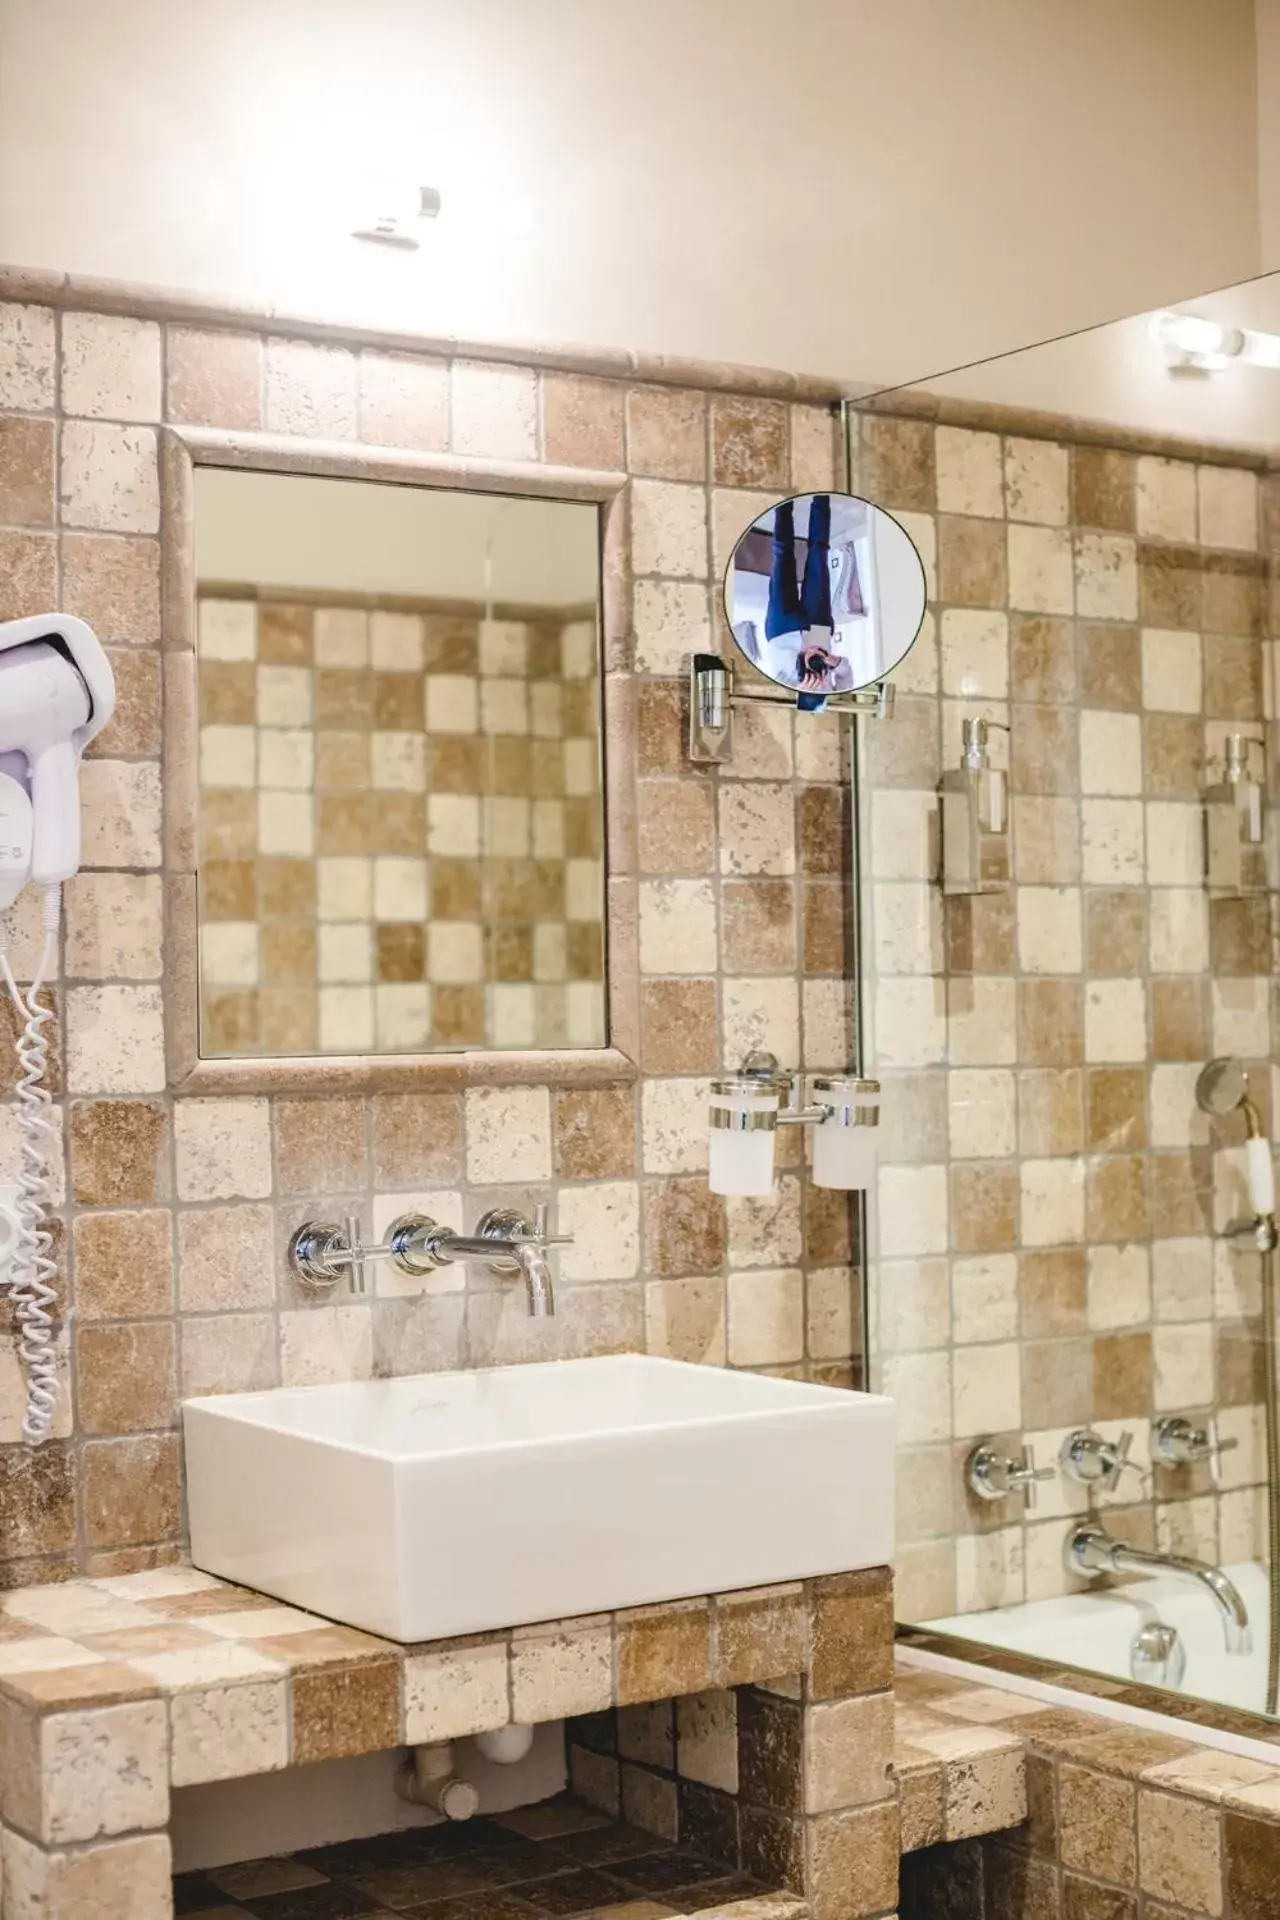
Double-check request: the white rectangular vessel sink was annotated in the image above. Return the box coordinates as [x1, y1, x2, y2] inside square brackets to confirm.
[183, 1355, 894, 1643]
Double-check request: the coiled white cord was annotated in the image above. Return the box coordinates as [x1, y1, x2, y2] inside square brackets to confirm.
[0, 883, 62, 1444]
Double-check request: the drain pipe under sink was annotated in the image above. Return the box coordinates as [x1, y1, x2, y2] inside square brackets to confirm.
[395, 1726, 538, 1820]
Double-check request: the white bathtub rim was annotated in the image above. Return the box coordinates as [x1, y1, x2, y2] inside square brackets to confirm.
[897, 1643, 1280, 1769]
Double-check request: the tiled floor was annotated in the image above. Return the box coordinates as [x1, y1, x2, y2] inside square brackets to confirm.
[173, 1800, 782, 1920]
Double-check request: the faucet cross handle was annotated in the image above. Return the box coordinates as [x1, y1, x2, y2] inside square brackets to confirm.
[1152, 1414, 1239, 1485]
[1059, 1427, 1141, 1494]
[967, 1441, 1056, 1509]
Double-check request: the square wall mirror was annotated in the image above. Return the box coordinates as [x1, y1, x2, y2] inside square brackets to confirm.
[192, 466, 606, 1059]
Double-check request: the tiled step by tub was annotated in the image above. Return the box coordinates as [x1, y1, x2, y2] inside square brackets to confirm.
[172, 1805, 809, 1920]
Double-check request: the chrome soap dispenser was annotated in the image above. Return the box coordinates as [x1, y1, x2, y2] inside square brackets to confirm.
[939, 716, 1010, 894]
[1204, 731, 1266, 896]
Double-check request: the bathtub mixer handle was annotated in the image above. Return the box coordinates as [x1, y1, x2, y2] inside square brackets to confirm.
[1151, 1413, 1238, 1487]
[966, 1440, 1055, 1510]
[1058, 1427, 1141, 1495]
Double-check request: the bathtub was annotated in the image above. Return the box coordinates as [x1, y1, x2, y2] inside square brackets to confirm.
[902, 1561, 1280, 1765]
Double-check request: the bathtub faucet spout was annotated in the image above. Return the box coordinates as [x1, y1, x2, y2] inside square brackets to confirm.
[1066, 1522, 1252, 1656]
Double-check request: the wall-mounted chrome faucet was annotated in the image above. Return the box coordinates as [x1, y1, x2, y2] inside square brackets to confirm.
[1151, 1414, 1238, 1483]
[289, 1205, 570, 1317]
[966, 1440, 1054, 1508]
[1058, 1428, 1142, 1494]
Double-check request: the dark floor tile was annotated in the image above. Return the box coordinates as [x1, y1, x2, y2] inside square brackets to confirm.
[549, 1829, 672, 1870]
[609, 1856, 724, 1898]
[176, 1877, 249, 1916]
[240, 1884, 391, 1920]
[517, 1870, 636, 1916]
[400, 1896, 545, 1920]
[349, 1866, 480, 1912]
[664, 1876, 765, 1914]
[297, 1838, 423, 1878]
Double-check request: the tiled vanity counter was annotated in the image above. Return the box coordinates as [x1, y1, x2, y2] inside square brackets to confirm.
[0, 1565, 897, 1920]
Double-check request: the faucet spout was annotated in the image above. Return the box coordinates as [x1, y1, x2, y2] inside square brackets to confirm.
[514, 1243, 555, 1318]
[1067, 1522, 1251, 1655]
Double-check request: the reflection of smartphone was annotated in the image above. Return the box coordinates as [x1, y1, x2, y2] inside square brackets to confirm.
[798, 645, 836, 686]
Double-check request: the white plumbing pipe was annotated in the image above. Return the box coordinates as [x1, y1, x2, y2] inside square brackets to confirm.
[474, 1723, 536, 1765]
[395, 1742, 480, 1820]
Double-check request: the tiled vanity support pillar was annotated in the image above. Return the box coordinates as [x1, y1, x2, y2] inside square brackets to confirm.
[0, 1668, 174, 1919]
[568, 1571, 899, 1920]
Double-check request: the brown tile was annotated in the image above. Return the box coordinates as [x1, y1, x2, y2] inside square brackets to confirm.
[61, 532, 160, 644]
[721, 879, 797, 972]
[1073, 446, 1136, 533]
[737, 1687, 802, 1812]
[91, 646, 160, 757]
[201, 858, 256, 919]
[1087, 1069, 1148, 1152]
[1151, 979, 1208, 1062]
[715, 1585, 807, 1688]
[1217, 1322, 1264, 1407]
[1018, 1069, 1084, 1158]
[1146, 1151, 1206, 1235]
[260, 925, 316, 986]
[543, 374, 626, 468]
[951, 1162, 1018, 1253]
[0, 529, 56, 620]
[555, 1088, 637, 1180]
[1078, 622, 1141, 710]
[316, 729, 370, 791]
[1143, 714, 1202, 796]
[637, 682, 685, 774]
[70, 1099, 169, 1206]
[1010, 614, 1076, 704]
[1020, 1249, 1087, 1337]
[1011, 706, 1079, 794]
[1062, 1875, 1137, 1919]
[260, 602, 313, 665]
[616, 1601, 712, 1705]
[643, 1178, 726, 1277]
[434, 986, 485, 1047]
[167, 326, 263, 428]
[200, 789, 257, 860]
[433, 860, 483, 919]
[797, 788, 848, 875]
[0, 1444, 76, 1558]
[626, 387, 707, 482]
[938, 515, 1007, 608]
[807, 1801, 899, 1919]
[1059, 1763, 1136, 1884]
[486, 921, 532, 984]
[640, 980, 718, 1075]
[1087, 1155, 1148, 1240]
[273, 1097, 367, 1193]
[260, 986, 317, 1053]
[1018, 980, 1083, 1066]
[423, 615, 480, 674]
[76, 1321, 176, 1435]
[0, 415, 54, 524]
[82, 1433, 181, 1549]
[373, 792, 425, 855]
[984, 1846, 1060, 1919]
[1225, 1807, 1280, 1920]
[259, 857, 316, 920]
[1137, 1787, 1221, 1911]
[805, 1187, 855, 1265]
[73, 1208, 174, 1318]
[637, 780, 714, 875]
[1085, 891, 1147, 975]
[374, 670, 423, 729]
[176, 1203, 274, 1311]
[1092, 1332, 1153, 1420]
[377, 923, 426, 983]
[1022, 1336, 1093, 1425]
[202, 990, 259, 1054]
[1210, 895, 1270, 974]
[712, 397, 788, 488]
[1202, 553, 1262, 635]
[809, 1566, 893, 1698]
[944, 892, 1016, 974]
[1205, 633, 1262, 717]
[1139, 545, 1202, 629]
[318, 792, 374, 854]
[291, 1656, 401, 1763]
[860, 414, 935, 512]
[370, 1093, 462, 1186]
[802, 880, 848, 974]
[317, 666, 374, 728]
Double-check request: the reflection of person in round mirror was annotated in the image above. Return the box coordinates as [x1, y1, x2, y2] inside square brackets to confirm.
[726, 490, 925, 697]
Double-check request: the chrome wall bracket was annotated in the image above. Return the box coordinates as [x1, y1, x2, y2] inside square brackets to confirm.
[688, 653, 894, 765]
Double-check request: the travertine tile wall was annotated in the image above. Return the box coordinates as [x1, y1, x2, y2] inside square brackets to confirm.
[195, 587, 605, 1057]
[855, 404, 1280, 1622]
[0, 288, 858, 1584]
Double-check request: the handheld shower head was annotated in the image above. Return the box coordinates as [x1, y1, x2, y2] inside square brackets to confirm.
[1197, 1056, 1276, 1220]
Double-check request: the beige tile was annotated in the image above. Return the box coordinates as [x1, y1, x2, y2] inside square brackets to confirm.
[638, 877, 717, 974]
[1138, 1786, 1222, 1912]
[180, 1313, 279, 1396]
[1199, 463, 1257, 550]
[66, 984, 165, 1093]
[676, 1687, 739, 1791]
[0, 302, 55, 408]
[64, 872, 163, 980]
[804, 1690, 894, 1812]
[644, 1275, 726, 1365]
[174, 1098, 272, 1200]
[60, 420, 159, 533]
[38, 1698, 169, 1843]
[512, 1615, 613, 1720]
[177, 1204, 275, 1310]
[1007, 523, 1073, 613]
[403, 1635, 510, 1743]
[1005, 437, 1069, 525]
[166, 326, 262, 429]
[632, 479, 708, 578]
[1076, 531, 1138, 620]
[727, 1267, 804, 1366]
[62, 312, 161, 421]
[358, 351, 448, 450]
[1, 1826, 173, 1920]
[1137, 456, 1197, 540]
[451, 360, 537, 459]
[464, 1085, 551, 1183]
[264, 338, 357, 436]
[936, 427, 1003, 517]
[633, 577, 713, 673]
[279, 1303, 373, 1386]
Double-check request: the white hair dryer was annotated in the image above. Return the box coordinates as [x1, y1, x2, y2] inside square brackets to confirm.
[0, 613, 115, 1443]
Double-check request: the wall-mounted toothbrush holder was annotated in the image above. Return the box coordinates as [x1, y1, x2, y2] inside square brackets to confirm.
[707, 1049, 880, 1197]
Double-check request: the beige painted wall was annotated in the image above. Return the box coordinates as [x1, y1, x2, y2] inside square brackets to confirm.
[0, 0, 1262, 388]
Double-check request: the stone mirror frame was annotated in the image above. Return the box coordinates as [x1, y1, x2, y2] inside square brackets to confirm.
[160, 426, 636, 1094]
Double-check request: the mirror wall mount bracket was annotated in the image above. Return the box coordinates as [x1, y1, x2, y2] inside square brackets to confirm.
[687, 652, 894, 766]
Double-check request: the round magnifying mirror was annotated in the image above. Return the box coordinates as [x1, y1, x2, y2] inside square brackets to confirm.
[723, 490, 927, 696]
